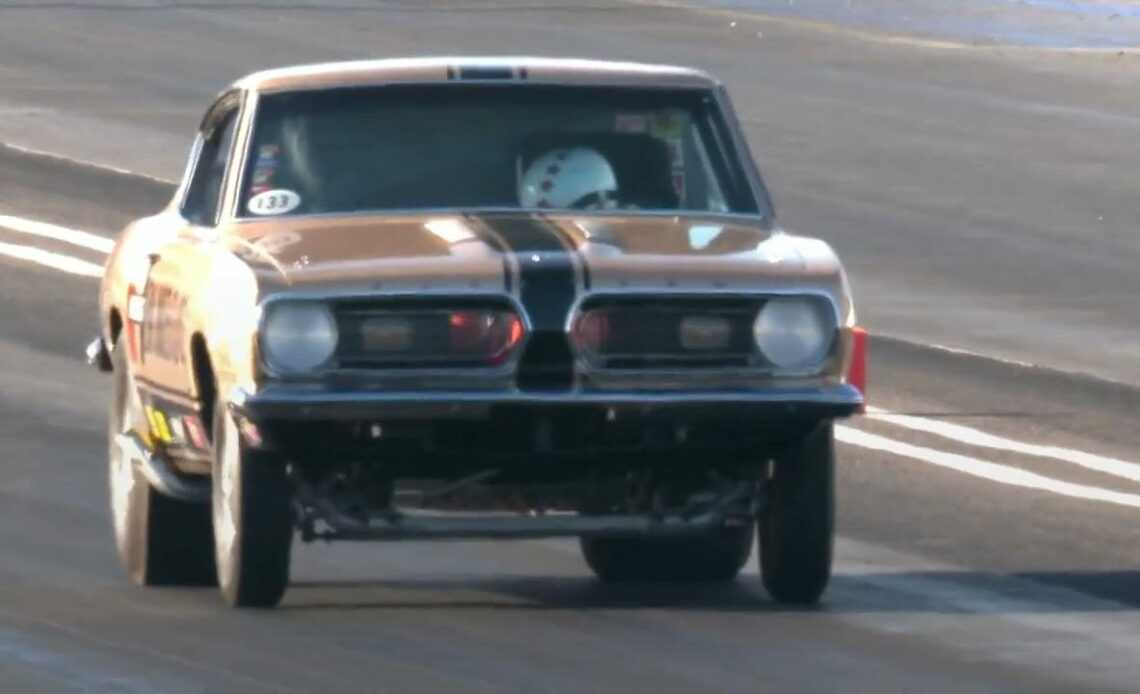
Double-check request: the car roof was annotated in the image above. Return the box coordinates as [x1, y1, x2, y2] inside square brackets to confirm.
[232, 57, 721, 93]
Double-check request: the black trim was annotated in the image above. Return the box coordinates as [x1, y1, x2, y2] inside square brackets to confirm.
[457, 66, 515, 81]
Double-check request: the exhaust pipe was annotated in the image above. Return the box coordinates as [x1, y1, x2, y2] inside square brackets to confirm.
[114, 432, 210, 503]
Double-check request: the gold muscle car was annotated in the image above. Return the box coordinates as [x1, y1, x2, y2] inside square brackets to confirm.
[87, 57, 868, 608]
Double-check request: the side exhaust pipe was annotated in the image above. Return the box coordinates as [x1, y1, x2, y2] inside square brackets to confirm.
[114, 431, 210, 503]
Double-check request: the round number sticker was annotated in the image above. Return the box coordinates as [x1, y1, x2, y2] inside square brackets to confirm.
[248, 189, 301, 216]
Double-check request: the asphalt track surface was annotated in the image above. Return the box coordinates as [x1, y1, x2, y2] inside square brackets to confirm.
[2, 2, 1140, 691]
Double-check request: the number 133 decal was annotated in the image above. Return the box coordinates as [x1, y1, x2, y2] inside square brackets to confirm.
[248, 189, 301, 216]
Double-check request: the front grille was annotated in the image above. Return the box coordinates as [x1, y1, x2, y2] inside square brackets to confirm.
[330, 297, 519, 370]
[575, 297, 764, 370]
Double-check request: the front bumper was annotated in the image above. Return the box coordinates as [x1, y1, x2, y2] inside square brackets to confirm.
[232, 384, 864, 422]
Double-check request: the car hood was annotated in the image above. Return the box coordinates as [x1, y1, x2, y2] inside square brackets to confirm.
[224, 212, 849, 312]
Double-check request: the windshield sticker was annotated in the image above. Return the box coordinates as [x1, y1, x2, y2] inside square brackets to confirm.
[248, 189, 301, 216]
[649, 109, 685, 139]
[250, 144, 280, 195]
[615, 114, 648, 134]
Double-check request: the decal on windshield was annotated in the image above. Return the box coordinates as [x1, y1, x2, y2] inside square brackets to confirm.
[250, 143, 280, 195]
[649, 109, 685, 139]
[248, 189, 301, 216]
[614, 113, 648, 133]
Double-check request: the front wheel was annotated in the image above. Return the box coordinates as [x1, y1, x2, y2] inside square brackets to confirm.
[758, 423, 836, 605]
[211, 397, 293, 608]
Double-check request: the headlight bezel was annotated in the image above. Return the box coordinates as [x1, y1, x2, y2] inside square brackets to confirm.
[258, 299, 339, 376]
[254, 293, 533, 379]
[564, 291, 842, 378]
[751, 294, 838, 374]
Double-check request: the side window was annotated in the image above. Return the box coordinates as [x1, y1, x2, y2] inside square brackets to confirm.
[182, 109, 238, 226]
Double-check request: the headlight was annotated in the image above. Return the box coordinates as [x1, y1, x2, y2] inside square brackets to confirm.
[261, 302, 338, 373]
[752, 296, 834, 370]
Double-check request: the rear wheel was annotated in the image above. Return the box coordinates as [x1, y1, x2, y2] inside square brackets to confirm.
[211, 397, 293, 608]
[758, 423, 835, 605]
[108, 336, 214, 586]
[581, 525, 753, 583]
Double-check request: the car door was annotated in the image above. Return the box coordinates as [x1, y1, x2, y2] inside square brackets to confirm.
[135, 95, 242, 416]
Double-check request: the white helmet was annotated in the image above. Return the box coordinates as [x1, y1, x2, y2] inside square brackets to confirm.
[519, 147, 618, 210]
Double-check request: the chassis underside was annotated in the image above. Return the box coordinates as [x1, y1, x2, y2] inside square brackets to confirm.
[125, 404, 829, 543]
[262, 413, 821, 544]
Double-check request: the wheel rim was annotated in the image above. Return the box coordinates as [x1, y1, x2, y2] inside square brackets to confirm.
[212, 410, 240, 591]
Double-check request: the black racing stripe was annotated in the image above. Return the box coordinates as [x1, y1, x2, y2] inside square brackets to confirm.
[481, 215, 574, 331]
[539, 214, 592, 291]
[476, 214, 577, 390]
[464, 214, 514, 294]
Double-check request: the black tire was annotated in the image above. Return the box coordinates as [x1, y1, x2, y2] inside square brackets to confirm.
[108, 337, 215, 586]
[759, 423, 835, 605]
[211, 396, 293, 608]
[581, 525, 754, 583]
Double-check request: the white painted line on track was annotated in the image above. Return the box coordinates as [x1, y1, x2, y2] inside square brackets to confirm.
[2, 142, 178, 185]
[0, 240, 103, 278]
[866, 405, 1140, 483]
[0, 214, 115, 254]
[836, 425, 1140, 509]
[925, 343, 1037, 368]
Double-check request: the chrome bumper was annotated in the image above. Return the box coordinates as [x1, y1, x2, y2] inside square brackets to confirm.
[233, 384, 864, 422]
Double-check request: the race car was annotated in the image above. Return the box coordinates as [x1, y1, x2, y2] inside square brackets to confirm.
[86, 57, 868, 609]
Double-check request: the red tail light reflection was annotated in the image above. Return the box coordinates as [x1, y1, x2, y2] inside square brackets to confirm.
[572, 310, 610, 354]
[449, 310, 524, 365]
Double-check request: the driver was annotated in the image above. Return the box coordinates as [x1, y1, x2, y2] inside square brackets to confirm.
[518, 147, 620, 210]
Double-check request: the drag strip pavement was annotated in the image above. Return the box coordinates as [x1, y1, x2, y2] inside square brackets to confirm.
[6, 201, 1140, 688]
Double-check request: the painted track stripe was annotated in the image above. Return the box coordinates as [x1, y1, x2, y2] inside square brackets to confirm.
[0, 214, 114, 254]
[837, 425, 1140, 509]
[2, 142, 178, 185]
[866, 406, 1140, 483]
[0, 240, 104, 277]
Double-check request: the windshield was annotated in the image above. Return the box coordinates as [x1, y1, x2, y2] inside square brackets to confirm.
[239, 84, 763, 219]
